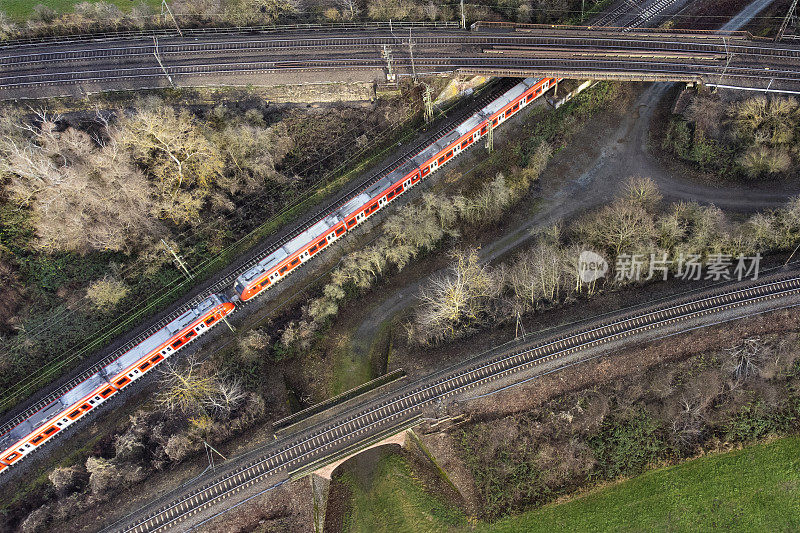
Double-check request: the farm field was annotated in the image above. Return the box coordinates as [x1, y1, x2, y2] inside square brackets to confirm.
[481, 436, 800, 533]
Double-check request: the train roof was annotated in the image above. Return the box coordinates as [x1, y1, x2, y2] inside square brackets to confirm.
[0, 368, 108, 450]
[283, 217, 336, 255]
[338, 192, 371, 218]
[455, 113, 485, 137]
[364, 175, 395, 200]
[482, 77, 541, 117]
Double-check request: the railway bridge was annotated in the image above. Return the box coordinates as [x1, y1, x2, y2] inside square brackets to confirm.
[104, 271, 800, 532]
[6, 22, 800, 99]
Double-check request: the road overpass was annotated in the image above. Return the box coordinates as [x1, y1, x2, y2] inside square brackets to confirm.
[4, 23, 800, 99]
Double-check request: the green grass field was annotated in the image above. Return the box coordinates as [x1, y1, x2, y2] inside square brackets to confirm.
[482, 436, 800, 533]
[340, 437, 800, 533]
[3, 0, 161, 20]
[339, 453, 467, 533]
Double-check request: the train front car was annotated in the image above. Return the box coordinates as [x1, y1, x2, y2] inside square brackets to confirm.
[0, 294, 233, 473]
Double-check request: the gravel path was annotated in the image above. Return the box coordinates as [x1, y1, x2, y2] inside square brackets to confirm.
[349, 79, 800, 364]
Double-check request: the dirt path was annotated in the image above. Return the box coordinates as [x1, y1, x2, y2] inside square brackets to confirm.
[347, 81, 800, 369]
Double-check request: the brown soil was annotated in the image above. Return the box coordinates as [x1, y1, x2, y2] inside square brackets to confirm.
[197, 477, 314, 533]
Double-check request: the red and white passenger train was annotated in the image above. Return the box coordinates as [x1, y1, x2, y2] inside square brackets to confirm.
[0, 76, 557, 474]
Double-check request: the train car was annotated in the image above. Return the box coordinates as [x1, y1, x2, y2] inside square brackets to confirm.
[0, 295, 233, 471]
[233, 76, 555, 303]
[0, 76, 558, 476]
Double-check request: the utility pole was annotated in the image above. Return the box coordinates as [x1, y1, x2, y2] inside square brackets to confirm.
[204, 441, 227, 472]
[382, 45, 395, 82]
[515, 310, 526, 340]
[460, 0, 466, 29]
[777, 0, 799, 41]
[161, 0, 183, 37]
[152, 37, 175, 88]
[221, 313, 236, 333]
[161, 238, 192, 279]
[485, 118, 493, 152]
[423, 84, 434, 123]
[408, 28, 417, 81]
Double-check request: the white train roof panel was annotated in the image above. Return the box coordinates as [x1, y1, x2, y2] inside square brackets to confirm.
[26, 401, 64, 432]
[339, 193, 371, 217]
[455, 114, 484, 136]
[482, 93, 513, 117]
[503, 81, 529, 102]
[60, 372, 106, 405]
[365, 176, 395, 199]
[240, 264, 264, 284]
[0, 420, 32, 448]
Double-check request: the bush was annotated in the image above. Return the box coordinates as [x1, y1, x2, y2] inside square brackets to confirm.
[85, 275, 129, 310]
[589, 409, 667, 480]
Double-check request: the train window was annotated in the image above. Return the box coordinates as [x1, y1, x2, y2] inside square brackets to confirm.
[446, 150, 453, 159]
[89, 399, 96, 405]
[394, 185, 403, 194]
[57, 422, 63, 427]
[100, 388, 113, 398]
[290, 258, 300, 267]
[69, 410, 81, 418]
[438, 156, 445, 165]
[347, 219, 356, 228]
[309, 245, 318, 253]
[205, 317, 215, 326]
[139, 361, 151, 371]
[511, 102, 519, 111]
[336, 227, 345, 235]
[279, 266, 288, 274]
[386, 191, 394, 200]
[492, 119, 498, 126]
[81, 403, 91, 410]
[151, 354, 163, 364]
[421, 167, 430, 177]
[44, 427, 57, 435]
[184, 330, 197, 341]
[411, 172, 420, 182]
[461, 140, 468, 149]
[115, 377, 130, 387]
[171, 340, 183, 349]
[31, 436, 44, 444]
[480, 126, 487, 135]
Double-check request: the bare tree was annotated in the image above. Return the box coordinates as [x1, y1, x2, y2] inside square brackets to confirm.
[623, 176, 662, 211]
[156, 356, 244, 419]
[724, 337, 766, 383]
[0, 111, 158, 253]
[413, 248, 496, 344]
[118, 105, 223, 197]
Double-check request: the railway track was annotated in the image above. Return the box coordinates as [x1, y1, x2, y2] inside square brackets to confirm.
[0, 77, 518, 447]
[4, 28, 800, 96]
[109, 271, 800, 532]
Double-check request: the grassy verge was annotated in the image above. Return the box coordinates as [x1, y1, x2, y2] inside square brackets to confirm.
[481, 436, 800, 533]
[338, 452, 467, 533]
[3, 0, 161, 19]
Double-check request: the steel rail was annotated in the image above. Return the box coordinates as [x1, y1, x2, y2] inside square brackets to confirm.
[0, 78, 516, 444]
[5, 33, 800, 68]
[113, 272, 800, 532]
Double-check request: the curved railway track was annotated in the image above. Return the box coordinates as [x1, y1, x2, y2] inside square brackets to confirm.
[110, 271, 800, 532]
